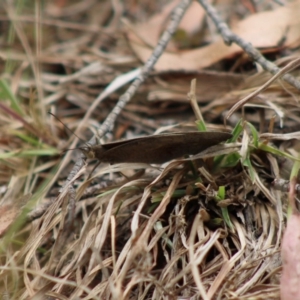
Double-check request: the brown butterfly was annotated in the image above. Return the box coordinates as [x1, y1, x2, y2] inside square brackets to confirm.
[79, 131, 232, 164]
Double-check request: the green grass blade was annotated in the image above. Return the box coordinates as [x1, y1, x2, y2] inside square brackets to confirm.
[0, 79, 23, 115]
[216, 186, 233, 229]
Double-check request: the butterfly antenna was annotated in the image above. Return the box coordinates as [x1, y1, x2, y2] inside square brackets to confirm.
[48, 112, 89, 146]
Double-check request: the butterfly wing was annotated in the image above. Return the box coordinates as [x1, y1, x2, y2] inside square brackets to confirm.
[99, 132, 231, 164]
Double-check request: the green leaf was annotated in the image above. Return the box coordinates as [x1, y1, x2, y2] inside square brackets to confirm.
[195, 120, 207, 132]
[230, 119, 243, 142]
[213, 127, 240, 168]
[243, 153, 255, 183]
[214, 152, 241, 168]
[246, 122, 259, 148]
[259, 143, 300, 161]
[217, 185, 225, 200]
[220, 207, 233, 229]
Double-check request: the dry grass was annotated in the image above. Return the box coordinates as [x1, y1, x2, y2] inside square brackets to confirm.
[0, 1, 299, 299]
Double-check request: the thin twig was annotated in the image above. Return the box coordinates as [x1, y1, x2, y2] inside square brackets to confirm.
[198, 0, 300, 91]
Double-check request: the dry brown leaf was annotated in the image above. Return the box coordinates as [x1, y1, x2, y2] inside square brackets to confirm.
[147, 70, 244, 102]
[127, 1, 300, 70]
[280, 211, 300, 300]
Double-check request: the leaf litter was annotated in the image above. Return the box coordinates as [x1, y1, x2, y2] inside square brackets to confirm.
[0, 0, 300, 299]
